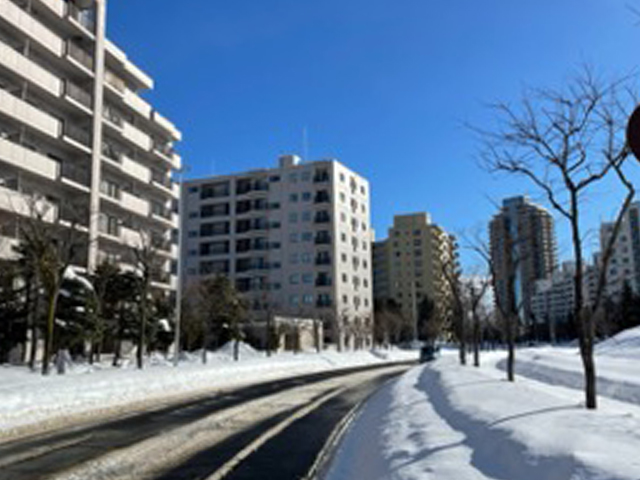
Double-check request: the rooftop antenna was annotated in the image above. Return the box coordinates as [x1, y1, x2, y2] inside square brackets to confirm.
[302, 126, 309, 162]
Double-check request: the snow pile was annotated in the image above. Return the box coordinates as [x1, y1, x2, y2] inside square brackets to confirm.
[596, 326, 640, 359]
[0, 348, 417, 439]
[210, 340, 261, 361]
[326, 352, 640, 480]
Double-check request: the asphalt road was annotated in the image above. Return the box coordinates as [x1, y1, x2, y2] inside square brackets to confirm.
[0, 362, 413, 480]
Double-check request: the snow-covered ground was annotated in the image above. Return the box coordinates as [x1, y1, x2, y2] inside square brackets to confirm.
[326, 328, 640, 480]
[0, 344, 417, 439]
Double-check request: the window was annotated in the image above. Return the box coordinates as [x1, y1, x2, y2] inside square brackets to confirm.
[340, 173, 345, 182]
[302, 252, 312, 263]
[302, 211, 312, 222]
[302, 192, 312, 202]
[269, 175, 281, 182]
[289, 212, 298, 223]
[290, 193, 298, 202]
[301, 171, 311, 181]
[289, 172, 298, 183]
[302, 273, 313, 284]
[188, 230, 198, 238]
[289, 295, 299, 306]
[188, 186, 199, 194]
[290, 253, 299, 264]
[342, 253, 347, 262]
[290, 274, 300, 284]
[301, 232, 313, 242]
[290, 232, 299, 242]
[360, 185, 366, 195]
[340, 192, 346, 202]
[341, 233, 347, 242]
[342, 273, 348, 282]
[303, 294, 314, 304]
[341, 212, 347, 222]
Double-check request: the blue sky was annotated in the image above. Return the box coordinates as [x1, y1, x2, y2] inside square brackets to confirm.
[108, 1, 639, 268]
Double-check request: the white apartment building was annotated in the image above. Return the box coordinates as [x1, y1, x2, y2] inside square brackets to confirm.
[0, 0, 181, 290]
[182, 155, 373, 349]
[599, 201, 640, 298]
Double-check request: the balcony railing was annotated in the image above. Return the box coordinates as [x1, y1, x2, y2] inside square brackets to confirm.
[64, 122, 91, 147]
[102, 142, 121, 162]
[64, 80, 92, 109]
[67, 2, 96, 33]
[103, 104, 124, 127]
[152, 140, 174, 158]
[151, 171, 172, 189]
[61, 162, 90, 187]
[105, 69, 125, 94]
[67, 40, 94, 71]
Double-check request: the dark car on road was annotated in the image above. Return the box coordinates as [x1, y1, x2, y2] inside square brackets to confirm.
[419, 344, 438, 363]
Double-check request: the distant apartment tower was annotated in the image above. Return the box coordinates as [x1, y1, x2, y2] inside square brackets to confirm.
[599, 201, 640, 297]
[182, 155, 373, 349]
[490, 196, 557, 327]
[373, 213, 458, 332]
[0, 0, 181, 290]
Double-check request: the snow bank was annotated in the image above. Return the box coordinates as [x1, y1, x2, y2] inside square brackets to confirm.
[0, 347, 417, 439]
[327, 353, 640, 480]
[596, 325, 640, 359]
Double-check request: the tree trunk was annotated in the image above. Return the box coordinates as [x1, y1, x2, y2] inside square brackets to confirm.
[579, 308, 597, 409]
[506, 314, 515, 382]
[233, 338, 239, 361]
[28, 290, 39, 371]
[201, 328, 207, 364]
[41, 290, 59, 376]
[473, 314, 480, 367]
[137, 287, 147, 370]
[458, 314, 466, 366]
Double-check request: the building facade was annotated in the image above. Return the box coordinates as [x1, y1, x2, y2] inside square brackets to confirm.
[0, 0, 181, 290]
[373, 213, 458, 336]
[489, 196, 557, 330]
[182, 155, 373, 349]
[599, 201, 640, 298]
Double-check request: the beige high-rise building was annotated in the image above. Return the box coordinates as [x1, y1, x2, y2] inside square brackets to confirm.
[0, 0, 181, 291]
[490, 196, 557, 328]
[181, 155, 373, 349]
[373, 213, 458, 335]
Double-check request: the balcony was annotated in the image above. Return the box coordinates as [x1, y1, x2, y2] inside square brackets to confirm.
[60, 162, 90, 189]
[315, 256, 332, 266]
[64, 80, 92, 110]
[63, 122, 91, 148]
[315, 277, 332, 287]
[105, 69, 126, 95]
[314, 234, 331, 245]
[313, 172, 330, 183]
[103, 104, 124, 128]
[0, 89, 61, 138]
[314, 192, 331, 204]
[151, 171, 172, 190]
[314, 212, 331, 224]
[0, 137, 59, 181]
[121, 155, 151, 183]
[0, 185, 58, 222]
[66, 40, 94, 72]
[121, 191, 150, 217]
[124, 89, 152, 119]
[66, 2, 96, 33]
[0, 0, 64, 56]
[122, 122, 151, 150]
[152, 110, 181, 141]
[102, 142, 121, 163]
[0, 39, 61, 96]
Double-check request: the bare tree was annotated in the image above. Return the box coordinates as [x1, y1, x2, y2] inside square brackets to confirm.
[477, 68, 637, 408]
[15, 200, 86, 375]
[463, 275, 491, 367]
[129, 229, 166, 369]
[441, 256, 468, 365]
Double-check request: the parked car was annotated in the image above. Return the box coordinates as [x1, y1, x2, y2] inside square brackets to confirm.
[419, 344, 438, 363]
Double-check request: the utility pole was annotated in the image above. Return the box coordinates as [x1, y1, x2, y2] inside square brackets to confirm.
[173, 166, 189, 366]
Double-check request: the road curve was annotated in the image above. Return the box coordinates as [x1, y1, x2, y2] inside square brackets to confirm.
[0, 362, 413, 480]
